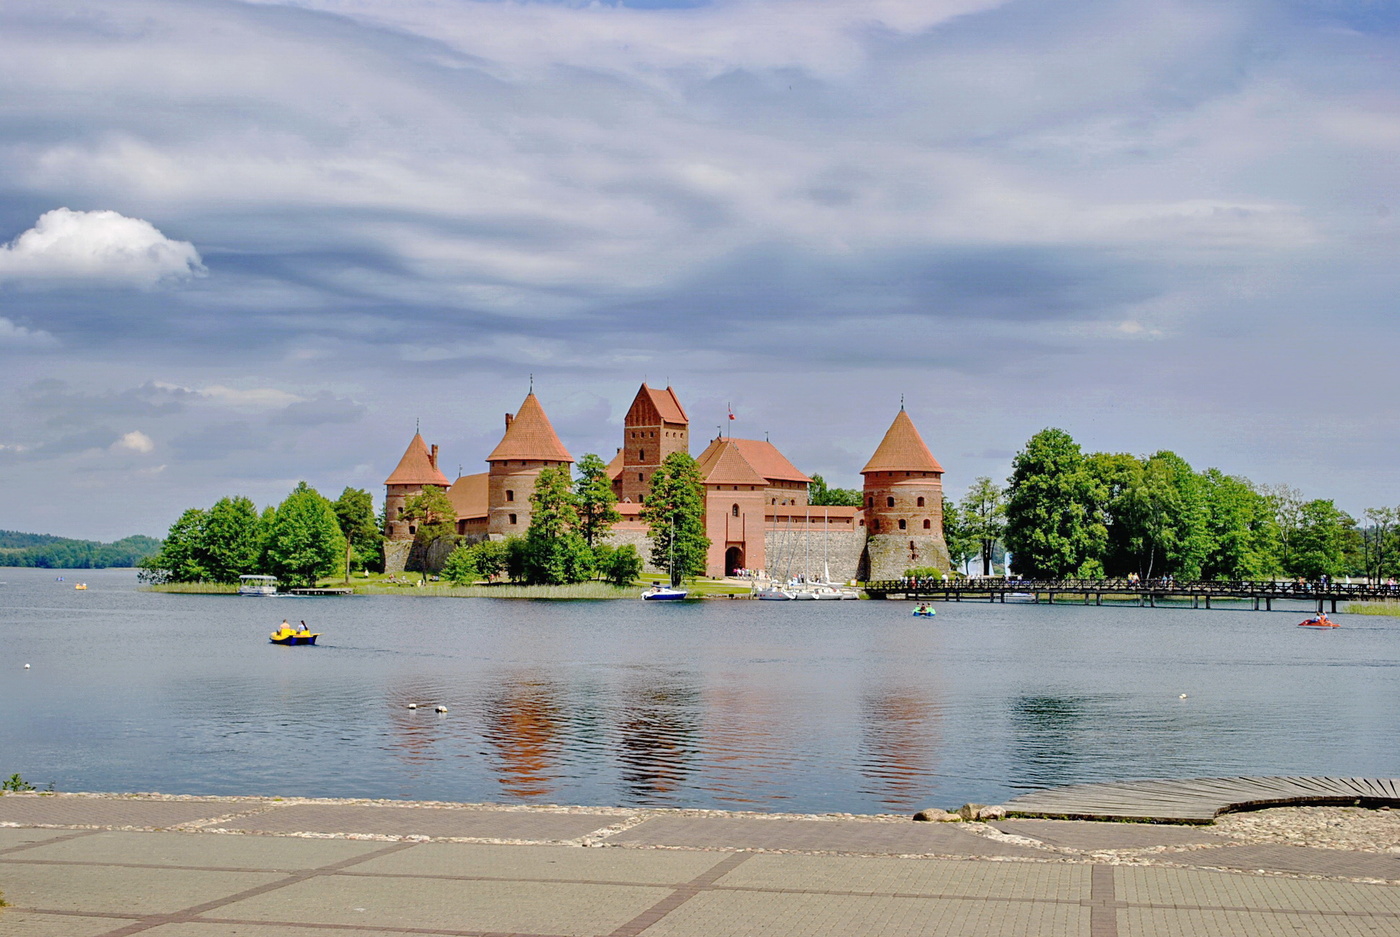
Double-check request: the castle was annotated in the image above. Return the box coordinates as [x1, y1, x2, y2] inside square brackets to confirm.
[383, 384, 950, 582]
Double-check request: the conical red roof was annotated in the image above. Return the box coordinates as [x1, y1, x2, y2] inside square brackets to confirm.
[486, 393, 574, 463]
[860, 410, 944, 474]
[385, 432, 451, 486]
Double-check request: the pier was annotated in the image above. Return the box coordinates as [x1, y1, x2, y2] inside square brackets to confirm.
[863, 578, 1400, 613]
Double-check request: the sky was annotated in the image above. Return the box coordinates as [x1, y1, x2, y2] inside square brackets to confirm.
[1, 0, 1398, 540]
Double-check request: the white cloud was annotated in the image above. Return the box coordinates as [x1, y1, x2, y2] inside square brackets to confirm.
[151, 381, 306, 409]
[112, 430, 155, 453]
[0, 316, 57, 347]
[0, 208, 205, 287]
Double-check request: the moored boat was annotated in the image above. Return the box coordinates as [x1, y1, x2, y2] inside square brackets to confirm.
[642, 583, 689, 600]
[239, 574, 279, 596]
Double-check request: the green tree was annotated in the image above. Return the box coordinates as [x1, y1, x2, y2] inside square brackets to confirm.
[573, 453, 621, 548]
[641, 451, 710, 586]
[1084, 452, 1143, 577]
[523, 466, 593, 584]
[1289, 499, 1352, 579]
[138, 507, 209, 583]
[401, 485, 458, 577]
[961, 477, 1006, 576]
[1004, 428, 1104, 578]
[503, 535, 529, 582]
[1198, 470, 1279, 580]
[941, 497, 976, 573]
[201, 496, 264, 583]
[441, 544, 480, 585]
[809, 474, 863, 507]
[1264, 484, 1305, 574]
[1362, 507, 1397, 583]
[263, 482, 346, 588]
[332, 487, 381, 582]
[600, 543, 644, 586]
[467, 539, 509, 581]
[1129, 451, 1210, 580]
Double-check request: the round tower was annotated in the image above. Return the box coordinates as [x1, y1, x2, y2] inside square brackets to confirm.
[384, 432, 450, 541]
[860, 407, 949, 580]
[485, 392, 574, 539]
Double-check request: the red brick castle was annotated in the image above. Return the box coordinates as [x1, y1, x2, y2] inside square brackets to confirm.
[384, 384, 949, 581]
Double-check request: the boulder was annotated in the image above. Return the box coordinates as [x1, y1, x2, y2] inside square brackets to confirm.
[912, 807, 955, 822]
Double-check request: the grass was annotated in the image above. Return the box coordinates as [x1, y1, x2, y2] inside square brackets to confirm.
[142, 571, 784, 599]
[144, 582, 239, 594]
[1344, 602, 1400, 617]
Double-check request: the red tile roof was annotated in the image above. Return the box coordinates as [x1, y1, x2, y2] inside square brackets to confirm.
[447, 472, 489, 520]
[696, 437, 769, 487]
[605, 449, 624, 480]
[385, 432, 451, 487]
[860, 410, 944, 474]
[729, 438, 811, 484]
[486, 393, 574, 464]
[645, 384, 688, 424]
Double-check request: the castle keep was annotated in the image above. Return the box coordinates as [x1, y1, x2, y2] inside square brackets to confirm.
[384, 384, 949, 581]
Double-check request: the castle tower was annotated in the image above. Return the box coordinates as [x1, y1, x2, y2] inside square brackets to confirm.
[618, 384, 689, 503]
[485, 392, 574, 539]
[384, 432, 451, 541]
[860, 407, 949, 580]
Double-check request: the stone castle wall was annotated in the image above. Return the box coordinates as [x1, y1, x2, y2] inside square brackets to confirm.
[761, 528, 866, 583]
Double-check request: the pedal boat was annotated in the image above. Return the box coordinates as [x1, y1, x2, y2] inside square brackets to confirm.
[270, 621, 320, 645]
[1298, 615, 1338, 629]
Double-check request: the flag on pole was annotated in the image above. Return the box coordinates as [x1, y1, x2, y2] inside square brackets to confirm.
[727, 404, 735, 421]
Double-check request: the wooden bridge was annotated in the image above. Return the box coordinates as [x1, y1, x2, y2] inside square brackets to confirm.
[863, 578, 1400, 613]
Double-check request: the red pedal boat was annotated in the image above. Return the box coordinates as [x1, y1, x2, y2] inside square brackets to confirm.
[1298, 614, 1339, 629]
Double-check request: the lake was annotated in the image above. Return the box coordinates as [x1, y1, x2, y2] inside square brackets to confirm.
[1, 566, 1396, 814]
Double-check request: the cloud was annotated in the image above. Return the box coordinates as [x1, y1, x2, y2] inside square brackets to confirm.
[273, 391, 367, 426]
[0, 316, 57, 347]
[112, 430, 155, 453]
[0, 208, 205, 287]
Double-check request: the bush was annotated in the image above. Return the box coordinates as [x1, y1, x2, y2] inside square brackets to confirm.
[601, 544, 643, 586]
[441, 545, 479, 585]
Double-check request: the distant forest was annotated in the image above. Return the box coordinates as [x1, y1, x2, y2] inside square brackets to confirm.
[0, 530, 162, 569]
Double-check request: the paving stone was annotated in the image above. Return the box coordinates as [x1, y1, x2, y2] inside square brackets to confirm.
[215, 874, 670, 934]
[0, 910, 135, 936]
[1172, 843, 1400, 881]
[1116, 865, 1400, 914]
[349, 840, 724, 884]
[638, 888, 1088, 937]
[217, 802, 617, 841]
[0, 795, 250, 830]
[991, 818, 1229, 851]
[0, 828, 81, 853]
[716, 853, 1092, 900]
[10, 830, 384, 871]
[611, 816, 1046, 856]
[1120, 907, 1400, 937]
[0, 863, 284, 915]
[141, 926, 387, 937]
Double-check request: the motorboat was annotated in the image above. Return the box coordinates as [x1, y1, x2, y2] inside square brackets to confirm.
[270, 620, 320, 645]
[642, 583, 688, 601]
[753, 583, 794, 600]
[239, 575, 279, 596]
[1298, 614, 1338, 629]
[810, 584, 860, 600]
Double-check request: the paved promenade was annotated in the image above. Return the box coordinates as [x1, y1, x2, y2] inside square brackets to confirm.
[2, 793, 1400, 936]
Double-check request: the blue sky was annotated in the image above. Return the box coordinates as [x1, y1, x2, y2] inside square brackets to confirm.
[1, 0, 1397, 539]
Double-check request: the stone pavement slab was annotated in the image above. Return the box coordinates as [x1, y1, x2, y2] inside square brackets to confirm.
[0, 796, 255, 830]
[610, 815, 1045, 856]
[0, 828, 78, 853]
[214, 802, 618, 841]
[991, 818, 1229, 851]
[1168, 842, 1400, 881]
[714, 853, 1092, 900]
[0, 862, 285, 916]
[9, 830, 384, 871]
[1115, 865, 1400, 914]
[348, 840, 723, 884]
[1119, 907, 1400, 937]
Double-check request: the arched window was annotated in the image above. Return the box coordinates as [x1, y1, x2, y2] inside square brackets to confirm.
[409, 525, 417, 534]
[871, 519, 881, 532]
[638, 473, 644, 482]
[898, 519, 907, 530]
[923, 519, 931, 529]
[866, 495, 873, 508]
[508, 513, 517, 525]
[505, 490, 514, 502]
[396, 506, 404, 516]
[886, 496, 895, 508]
[639, 449, 645, 460]
[916, 496, 925, 507]
[732, 503, 740, 517]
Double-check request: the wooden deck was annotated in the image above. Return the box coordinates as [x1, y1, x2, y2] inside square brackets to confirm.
[1002, 776, 1400, 824]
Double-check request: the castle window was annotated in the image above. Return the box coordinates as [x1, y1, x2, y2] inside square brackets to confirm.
[910, 540, 916, 551]
[409, 525, 417, 534]
[872, 519, 881, 532]
[732, 504, 740, 517]
[508, 513, 517, 525]
[923, 519, 931, 529]
[866, 495, 872, 508]
[916, 496, 925, 507]
[397, 507, 404, 516]
[886, 496, 895, 508]
[506, 490, 514, 502]
[898, 519, 907, 530]
[639, 449, 645, 460]
[639, 473, 644, 482]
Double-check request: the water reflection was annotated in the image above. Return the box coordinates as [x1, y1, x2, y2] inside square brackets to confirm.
[616, 676, 700, 803]
[858, 690, 939, 808]
[481, 672, 563, 798]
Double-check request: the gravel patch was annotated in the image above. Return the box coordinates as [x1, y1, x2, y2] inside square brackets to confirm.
[1212, 806, 1400, 853]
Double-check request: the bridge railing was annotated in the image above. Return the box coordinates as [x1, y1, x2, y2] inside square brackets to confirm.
[863, 578, 1400, 599]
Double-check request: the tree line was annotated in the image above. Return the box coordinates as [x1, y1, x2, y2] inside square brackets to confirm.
[941, 427, 1389, 581]
[138, 483, 380, 587]
[0, 531, 161, 569]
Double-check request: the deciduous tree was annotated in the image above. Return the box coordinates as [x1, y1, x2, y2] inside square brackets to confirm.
[264, 482, 346, 588]
[641, 452, 709, 586]
[574, 453, 621, 548]
[523, 466, 593, 584]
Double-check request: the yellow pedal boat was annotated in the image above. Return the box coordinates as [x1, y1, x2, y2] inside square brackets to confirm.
[270, 620, 320, 645]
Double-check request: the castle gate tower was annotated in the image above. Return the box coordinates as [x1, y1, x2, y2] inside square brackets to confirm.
[485, 392, 574, 539]
[618, 384, 689, 504]
[384, 432, 451, 541]
[860, 407, 949, 580]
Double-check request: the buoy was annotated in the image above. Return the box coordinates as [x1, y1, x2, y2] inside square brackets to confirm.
[407, 703, 418, 710]
[435, 705, 448, 713]
[1179, 694, 1188, 699]
[23, 663, 30, 669]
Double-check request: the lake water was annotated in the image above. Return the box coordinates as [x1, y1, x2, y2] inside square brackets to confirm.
[2, 566, 1397, 814]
